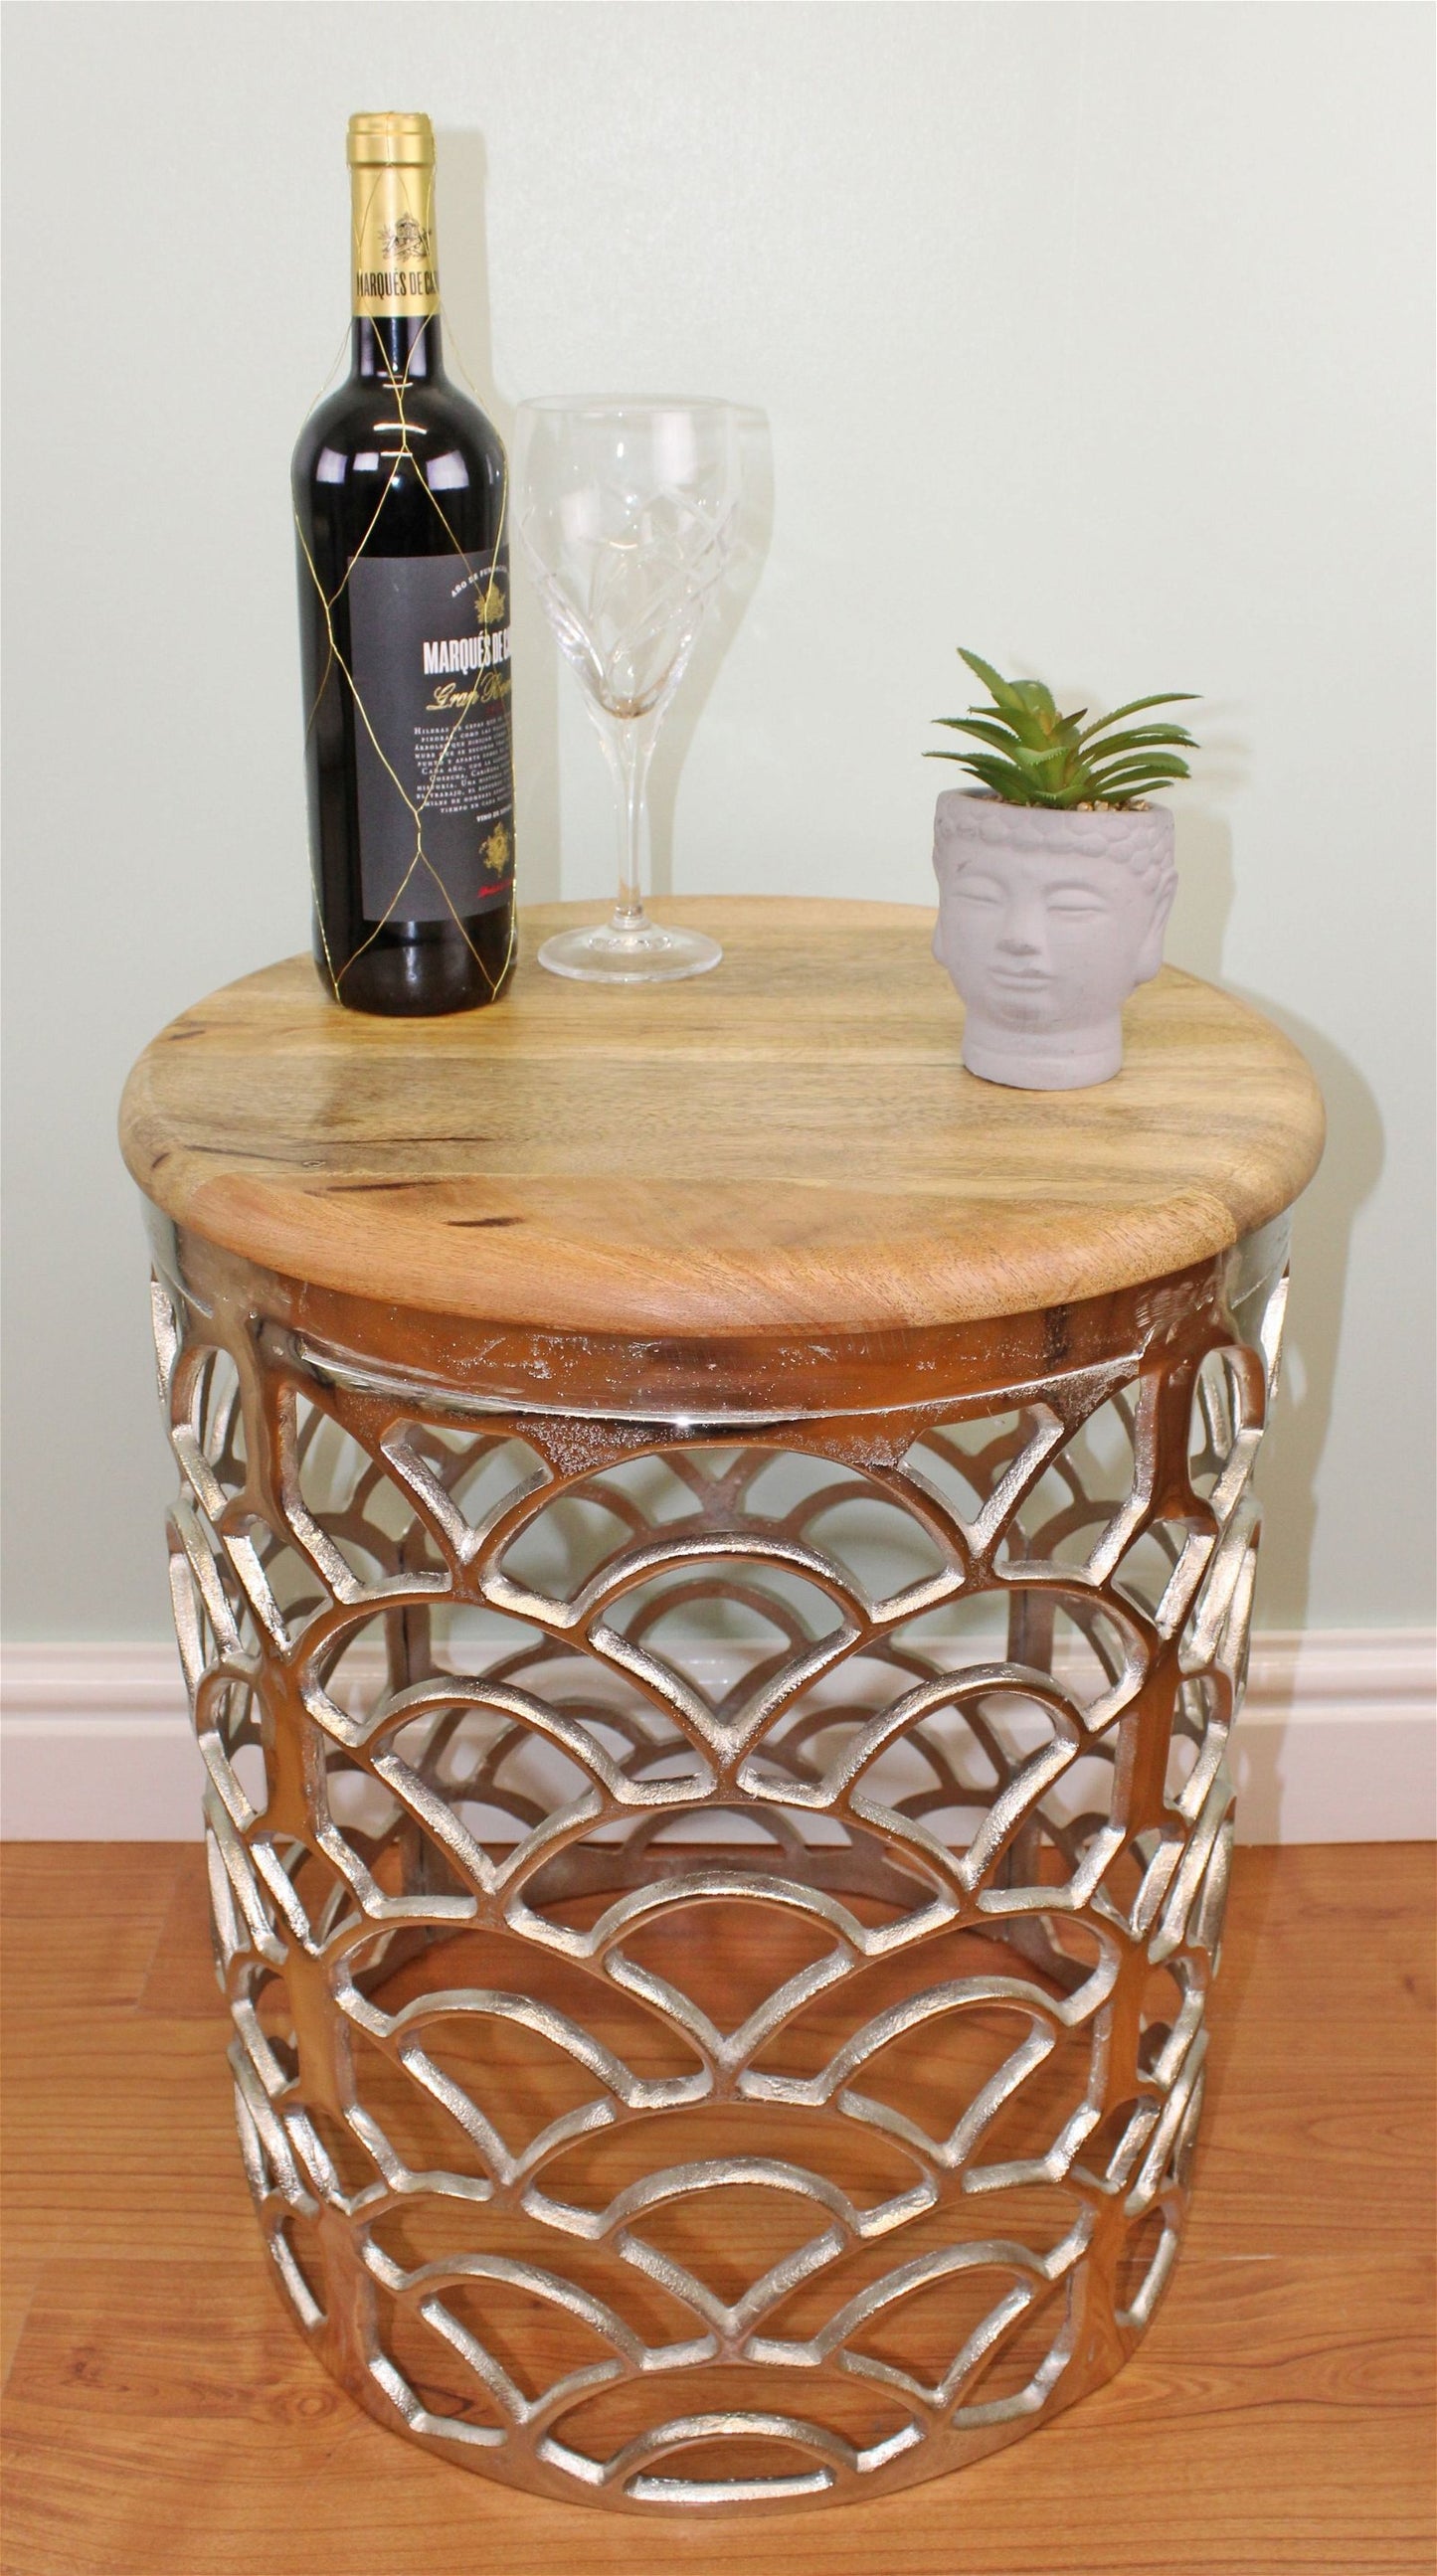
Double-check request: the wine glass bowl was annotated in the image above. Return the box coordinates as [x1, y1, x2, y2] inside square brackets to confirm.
[513, 399, 746, 982]
[527, 484, 734, 719]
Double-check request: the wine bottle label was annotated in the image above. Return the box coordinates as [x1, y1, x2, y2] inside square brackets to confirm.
[350, 164, 440, 316]
[347, 551, 514, 925]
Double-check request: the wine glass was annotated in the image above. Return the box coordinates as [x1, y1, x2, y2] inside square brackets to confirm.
[513, 398, 745, 981]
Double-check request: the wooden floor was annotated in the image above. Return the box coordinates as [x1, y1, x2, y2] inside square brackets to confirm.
[2, 1842, 1432, 2576]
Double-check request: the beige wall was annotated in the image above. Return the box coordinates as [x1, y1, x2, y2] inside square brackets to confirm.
[2, 1, 1432, 1638]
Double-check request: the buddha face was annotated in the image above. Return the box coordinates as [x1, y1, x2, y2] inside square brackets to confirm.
[931, 793, 1176, 1087]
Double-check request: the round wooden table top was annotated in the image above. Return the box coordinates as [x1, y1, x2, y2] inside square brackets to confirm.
[119, 898, 1325, 1338]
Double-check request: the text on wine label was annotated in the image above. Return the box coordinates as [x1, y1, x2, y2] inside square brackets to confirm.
[423, 629, 512, 676]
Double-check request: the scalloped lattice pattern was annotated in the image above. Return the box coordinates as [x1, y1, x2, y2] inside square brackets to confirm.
[150, 1250, 1283, 2510]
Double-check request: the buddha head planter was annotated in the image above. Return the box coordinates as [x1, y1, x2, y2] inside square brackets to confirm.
[932, 794, 1177, 1089]
[926, 648, 1195, 1090]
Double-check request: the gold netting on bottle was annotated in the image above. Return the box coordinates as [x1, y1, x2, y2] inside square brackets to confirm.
[295, 249, 514, 1001]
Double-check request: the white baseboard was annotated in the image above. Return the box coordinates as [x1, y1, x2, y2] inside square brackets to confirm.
[1, 1631, 1432, 1845]
[1, 1643, 199, 1840]
[1227, 1630, 1435, 1844]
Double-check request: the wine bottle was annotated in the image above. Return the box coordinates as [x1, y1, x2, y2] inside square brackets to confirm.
[292, 111, 515, 1015]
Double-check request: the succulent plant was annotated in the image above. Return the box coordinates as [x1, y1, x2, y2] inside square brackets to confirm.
[928, 648, 1198, 809]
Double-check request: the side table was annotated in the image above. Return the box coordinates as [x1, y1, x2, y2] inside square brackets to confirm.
[118, 898, 1324, 2513]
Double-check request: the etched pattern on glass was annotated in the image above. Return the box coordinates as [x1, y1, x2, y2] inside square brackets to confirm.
[151, 1257, 1282, 2512]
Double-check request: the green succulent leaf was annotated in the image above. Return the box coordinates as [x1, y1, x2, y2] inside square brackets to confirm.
[943, 752, 1043, 802]
[1078, 692, 1198, 744]
[1089, 773, 1192, 800]
[1076, 724, 1197, 766]
[1090, 752, 1192, 780]
[1010, 678, 1060, 725]
[1003, 737, 1061, 773]
[933, 652, 1200, 806]
[1095, 792, 1181, 810]
[932, 716, 1031, 754]
[1091, 757, 1194, 777]
[998, 711, 1077, 758]
[1087, 771, 1191, 803]
[957, 648, 1030, 714]
[1032, 714, 1086, 750]
[975, 700, 1037, 740]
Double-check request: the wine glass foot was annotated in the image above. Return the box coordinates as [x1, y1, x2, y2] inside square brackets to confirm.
[538, 919, 722, 984]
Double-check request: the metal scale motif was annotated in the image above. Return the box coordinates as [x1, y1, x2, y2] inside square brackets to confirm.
[149, 1217, 1288, 2513]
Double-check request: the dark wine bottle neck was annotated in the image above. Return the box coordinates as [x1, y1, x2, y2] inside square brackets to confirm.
[353, 314, 444, 386]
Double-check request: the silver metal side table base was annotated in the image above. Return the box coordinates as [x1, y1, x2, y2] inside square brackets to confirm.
[147, 1216, 1289, 2513]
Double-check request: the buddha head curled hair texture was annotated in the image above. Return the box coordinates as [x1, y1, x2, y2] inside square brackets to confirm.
[934, 794, 1177, 909]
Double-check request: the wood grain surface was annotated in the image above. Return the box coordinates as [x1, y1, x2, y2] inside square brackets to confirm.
[3, 1842, 1431, 2576]
[117, 901, 1325, 1336]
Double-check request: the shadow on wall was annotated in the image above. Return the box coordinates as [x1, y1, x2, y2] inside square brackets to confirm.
[644, 411, 775, 901]
[1233, 990, 1384, 1632]
[1168, 806, 1236, 982]
[439, 127, 774, 914]
[437, 130, 562, 905]
[1164, 706, 1252, 981]
[1167, 800, 1383, 1632]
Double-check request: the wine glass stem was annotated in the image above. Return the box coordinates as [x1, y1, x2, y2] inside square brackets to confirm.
[610, 712, 659, 931]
